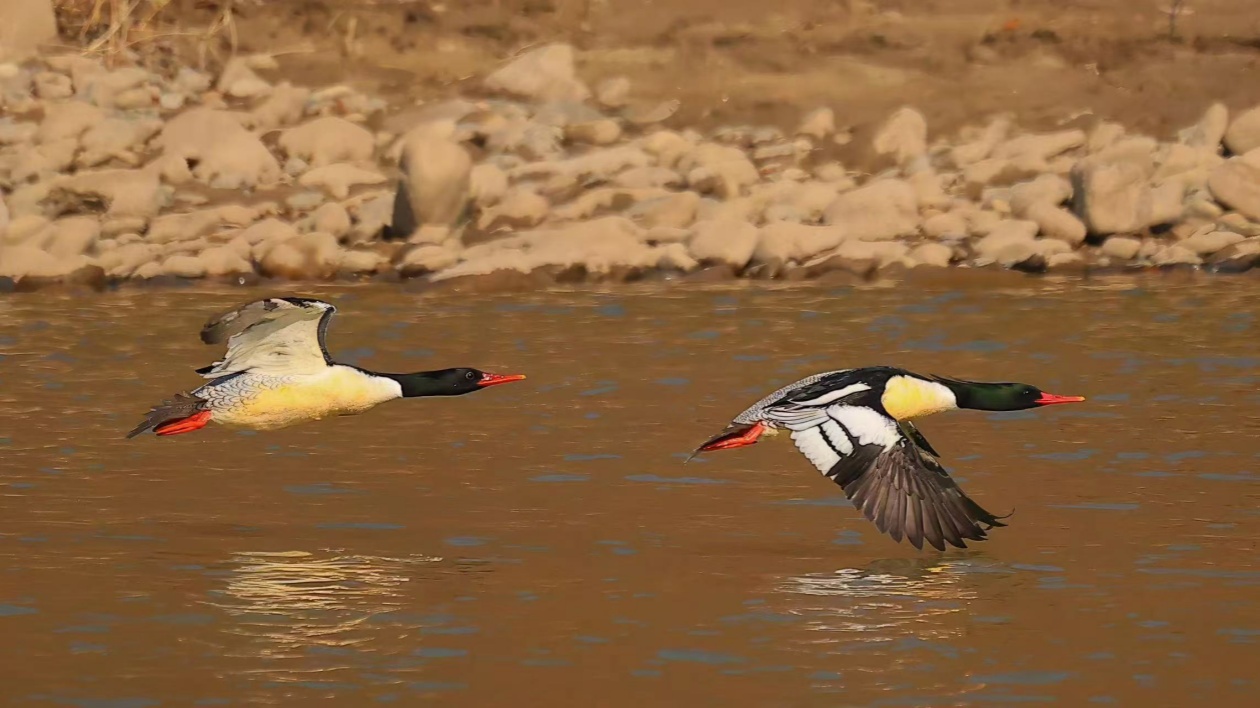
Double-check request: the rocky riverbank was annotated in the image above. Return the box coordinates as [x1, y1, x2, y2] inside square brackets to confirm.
[2, 42, 1260, 292]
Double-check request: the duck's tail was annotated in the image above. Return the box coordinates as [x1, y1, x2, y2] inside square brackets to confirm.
[126, 393, 212, 439]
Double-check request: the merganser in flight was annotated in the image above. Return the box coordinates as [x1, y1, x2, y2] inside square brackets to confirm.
[126, 297, 525, 438]
[687, 367, 1084, 551]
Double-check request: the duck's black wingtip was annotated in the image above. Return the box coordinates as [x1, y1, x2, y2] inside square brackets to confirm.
[986, 507, 1015, 529]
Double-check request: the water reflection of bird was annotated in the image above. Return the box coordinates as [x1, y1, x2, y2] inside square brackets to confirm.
[784, 557, 976, 601]
[689, 366, 1085, 550]
[779, 558, 982, 643]
[205, 550, 440, 658]
[126, 297, 525, 437]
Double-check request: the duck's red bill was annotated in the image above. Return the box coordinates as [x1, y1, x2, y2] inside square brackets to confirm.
[685, 422, 767, 463]
[1035, 392, 1086, 405]
[478, 373, 527, 387]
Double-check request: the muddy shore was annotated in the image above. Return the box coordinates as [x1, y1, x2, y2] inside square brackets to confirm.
[2, 1, 1260, 292]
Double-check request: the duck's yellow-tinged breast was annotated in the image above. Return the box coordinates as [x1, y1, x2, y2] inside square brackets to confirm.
[220, 367, 399, 429]
[881, 375, 958, 421]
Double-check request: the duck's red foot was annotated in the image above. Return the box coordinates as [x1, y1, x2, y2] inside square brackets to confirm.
[154, 410, 213, 436]
[686, 421, 767, 462]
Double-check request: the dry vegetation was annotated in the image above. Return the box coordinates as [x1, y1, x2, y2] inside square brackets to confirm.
[52, 0, 241, 68]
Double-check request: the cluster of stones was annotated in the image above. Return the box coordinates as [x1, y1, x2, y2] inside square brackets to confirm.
[2, 43, 1260, 291]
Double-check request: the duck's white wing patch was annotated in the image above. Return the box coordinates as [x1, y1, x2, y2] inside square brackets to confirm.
[197, 298, 335, 378]
[791, 424, 847, 472]
[828, 405, 902, 448]
[777, 404, 898, 476]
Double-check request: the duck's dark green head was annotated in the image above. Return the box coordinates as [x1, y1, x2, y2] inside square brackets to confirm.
[934, 378, 1085, 412]
[381, 368, 527, 398]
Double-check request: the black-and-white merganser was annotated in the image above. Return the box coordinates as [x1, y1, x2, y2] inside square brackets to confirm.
[688, 367, 1085, 551]
[126, 297, 525, 438]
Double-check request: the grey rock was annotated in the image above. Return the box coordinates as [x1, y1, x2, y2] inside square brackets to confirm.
[688, 219, 759, 268]
[298, 164, 388, 200]
[872, 107, 927, 166]
[595, 76, 631, 109]
[1152, 245, 1202, 266]
[922, 212, 968, 239]
[279, 117, 375, 167]
[755, 222, 847, 263]
[1207, 158, 1260, 222]
[823, 179, 919, 241]
[993, 130, 1086, 164]
[1026, 203, 1087, 245]
[623, 99, 680, 126]
[1071, 143, 1181, 235]
[484, 44, 590, 103]
[0, 0, 56, 61]
[1009, 174, 1072, 216]
[1181, 230, 1245, 256]
[1179, 103, 1229, 150]
[1088, 122, 1126, 153]
[797, 107, 835, 140]
[627, 192, 701, 229]
[566, 119, 622, 146]
[391, 131, 472, 238]
[973, 219, 1039, 265]
[33, 71, 71, 99]
[1225, 105, 1260, 156]
[950, 116, 1012, 167]
[156, 109, 281, 189]
[680, 143, 760, 199]
[614, 166, 684, 190]
[1217, 212, 1260, 237]
[833, 239, 909, 266]
[286, 191, 327, 212]
[908, 242, 953, 267]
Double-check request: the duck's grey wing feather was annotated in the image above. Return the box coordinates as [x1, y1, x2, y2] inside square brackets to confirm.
[196, 297, 335, 378]
[731, 369, 855, 424]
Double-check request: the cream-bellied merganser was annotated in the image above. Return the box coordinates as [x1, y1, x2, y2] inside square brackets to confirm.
[687, 366, 1084, 551]
[126, 297, 525, 438]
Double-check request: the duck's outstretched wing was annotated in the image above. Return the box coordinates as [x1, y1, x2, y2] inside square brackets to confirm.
[898, 419, 942, 458]
[196, 297, 336, 378]
[764, 404, 1007, 551]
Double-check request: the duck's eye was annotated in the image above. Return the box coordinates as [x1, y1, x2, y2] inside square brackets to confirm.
[466, 371, 476, 380]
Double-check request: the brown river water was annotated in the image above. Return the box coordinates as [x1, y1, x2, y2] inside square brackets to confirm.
[2, 278, 1259, 707]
